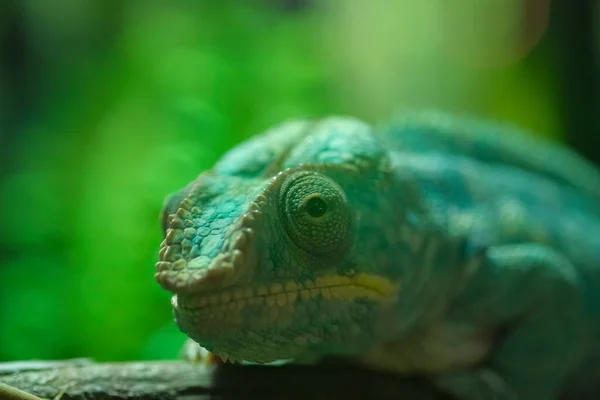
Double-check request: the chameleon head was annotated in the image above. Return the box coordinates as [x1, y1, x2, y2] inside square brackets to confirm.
[155, 165, 401, 363]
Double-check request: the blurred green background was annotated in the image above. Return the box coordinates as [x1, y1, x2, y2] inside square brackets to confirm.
[0, 0, 598, 362]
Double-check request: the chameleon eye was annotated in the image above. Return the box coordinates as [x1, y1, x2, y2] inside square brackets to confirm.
[304, 196, 328, 218]
[280, 171, 351, 256]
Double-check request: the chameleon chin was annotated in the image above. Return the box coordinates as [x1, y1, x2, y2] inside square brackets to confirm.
[156, 111, 600, 400]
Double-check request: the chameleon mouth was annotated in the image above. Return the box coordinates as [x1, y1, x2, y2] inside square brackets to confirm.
[173, 273, 401, 313]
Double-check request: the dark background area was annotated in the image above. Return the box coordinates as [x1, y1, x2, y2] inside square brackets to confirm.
[0, 0, 598, 362]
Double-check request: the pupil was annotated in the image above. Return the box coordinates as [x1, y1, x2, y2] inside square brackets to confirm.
[305, 197, 328, 218]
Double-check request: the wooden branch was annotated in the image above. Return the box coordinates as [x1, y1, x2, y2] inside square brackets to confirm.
[0, 358, 456, 400]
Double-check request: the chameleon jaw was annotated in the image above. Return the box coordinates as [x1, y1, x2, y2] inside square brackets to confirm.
[172, 272, 401, 364]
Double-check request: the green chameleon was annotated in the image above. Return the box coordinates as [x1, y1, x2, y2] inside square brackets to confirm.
[156, 111, 600, 399]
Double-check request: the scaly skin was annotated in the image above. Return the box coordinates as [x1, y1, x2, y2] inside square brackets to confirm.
[156, 112, 600, 400]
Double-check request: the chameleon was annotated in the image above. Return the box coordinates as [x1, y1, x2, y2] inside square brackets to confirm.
[155, 111, 600, 399]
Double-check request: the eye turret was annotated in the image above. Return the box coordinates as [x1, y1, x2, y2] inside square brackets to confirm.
[279, 171, 352, 257]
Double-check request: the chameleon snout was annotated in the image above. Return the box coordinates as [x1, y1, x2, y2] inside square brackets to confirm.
[155, 182, 265, 295]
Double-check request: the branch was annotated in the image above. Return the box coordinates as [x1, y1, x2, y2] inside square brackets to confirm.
[0, 358, 456, 400]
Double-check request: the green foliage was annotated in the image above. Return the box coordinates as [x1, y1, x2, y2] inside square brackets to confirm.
[0, 1, 560, 361]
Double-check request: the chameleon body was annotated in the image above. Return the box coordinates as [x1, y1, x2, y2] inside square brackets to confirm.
[156, 111, 600, 399]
